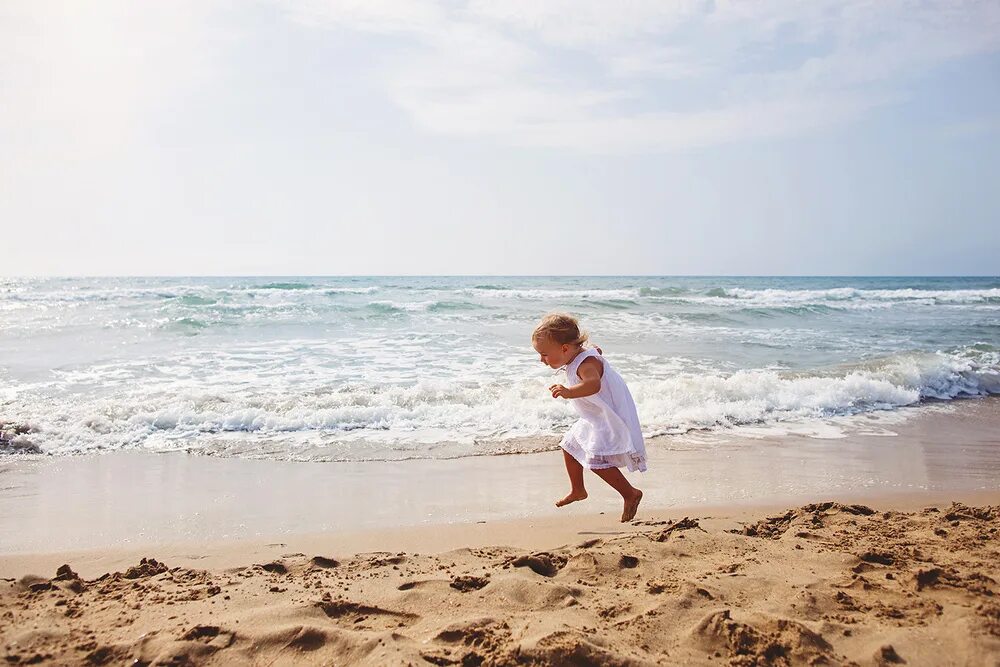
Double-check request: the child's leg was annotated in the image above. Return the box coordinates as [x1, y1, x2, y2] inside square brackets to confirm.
[592, 467, 643, 522]
[555, 449, 588, 507]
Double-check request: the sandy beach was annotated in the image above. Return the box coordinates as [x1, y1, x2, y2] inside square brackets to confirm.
[2, 497, 999, 666]
[2, 398, 999, 665]
[4, 0, 999, 658]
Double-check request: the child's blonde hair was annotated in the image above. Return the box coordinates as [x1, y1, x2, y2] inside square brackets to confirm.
[532, 313, 589, 347]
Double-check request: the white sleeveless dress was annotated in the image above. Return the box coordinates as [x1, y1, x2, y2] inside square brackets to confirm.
[560, 348, 647, 472]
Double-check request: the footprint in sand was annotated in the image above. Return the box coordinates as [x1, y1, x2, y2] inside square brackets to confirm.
[258, 561, 288, 575]
[449, 575, 490, 592]
[509, 553, 567, 577]
[318, 600, 419, 631]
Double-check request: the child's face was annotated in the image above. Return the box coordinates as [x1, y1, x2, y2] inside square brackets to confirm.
[532, 336, 576, 369]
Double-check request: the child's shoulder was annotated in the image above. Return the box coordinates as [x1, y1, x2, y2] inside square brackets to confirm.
[577, 352, 604, 377]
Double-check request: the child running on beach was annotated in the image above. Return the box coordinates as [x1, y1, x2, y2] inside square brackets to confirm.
[532, 313, 647, 522]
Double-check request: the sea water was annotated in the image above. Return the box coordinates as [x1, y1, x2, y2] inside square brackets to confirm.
[1, 276, 997, 461]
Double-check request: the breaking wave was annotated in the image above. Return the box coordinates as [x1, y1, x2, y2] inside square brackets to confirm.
[7, 345, 997, 461]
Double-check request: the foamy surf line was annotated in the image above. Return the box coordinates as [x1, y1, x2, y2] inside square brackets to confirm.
[3, 345, 997, 462]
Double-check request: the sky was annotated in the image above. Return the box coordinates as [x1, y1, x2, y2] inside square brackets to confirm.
[1, 0, 999, 276]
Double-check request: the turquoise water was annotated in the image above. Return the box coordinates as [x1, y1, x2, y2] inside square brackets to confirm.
[1, 276, 997, 460]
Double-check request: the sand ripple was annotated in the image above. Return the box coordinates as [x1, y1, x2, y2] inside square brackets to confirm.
[2, 502, 998, 665]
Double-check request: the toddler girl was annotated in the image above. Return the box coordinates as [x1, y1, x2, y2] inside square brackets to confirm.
[532, 313, 646, 522]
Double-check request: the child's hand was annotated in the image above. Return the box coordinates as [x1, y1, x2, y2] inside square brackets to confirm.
[549, 384, 570, 399]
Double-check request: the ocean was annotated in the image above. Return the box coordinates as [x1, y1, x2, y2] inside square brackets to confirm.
[2, 276, 998, 461]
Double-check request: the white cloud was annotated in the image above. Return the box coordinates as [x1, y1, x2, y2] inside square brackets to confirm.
[463, 0, 705, 46]
[485, 91, 890, 153]
[7, 1, 995, 159]
[278, 0, 444, 35]
[281, 0, 1000, 152]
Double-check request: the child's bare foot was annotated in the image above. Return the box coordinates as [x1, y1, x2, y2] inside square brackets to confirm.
[621, 489, 642, 522]
[555, 491, 588, 507]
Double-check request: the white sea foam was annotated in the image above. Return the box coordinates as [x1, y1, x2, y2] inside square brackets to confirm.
[463, 287, 640, 301]
[636, 349, 998, 435]
[6, 346, 997, 461]
[700, 287, 1000, 308]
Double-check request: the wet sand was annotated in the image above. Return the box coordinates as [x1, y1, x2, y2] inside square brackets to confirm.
[2, 398, 998, 554]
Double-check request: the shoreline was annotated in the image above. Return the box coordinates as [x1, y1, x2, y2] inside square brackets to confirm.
[2, 397, 998, 557]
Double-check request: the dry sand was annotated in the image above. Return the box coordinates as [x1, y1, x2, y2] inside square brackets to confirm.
[3, 497, 999, 666]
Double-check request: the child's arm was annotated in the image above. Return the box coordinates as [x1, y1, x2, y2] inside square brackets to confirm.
[549, 357, 603, 399]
